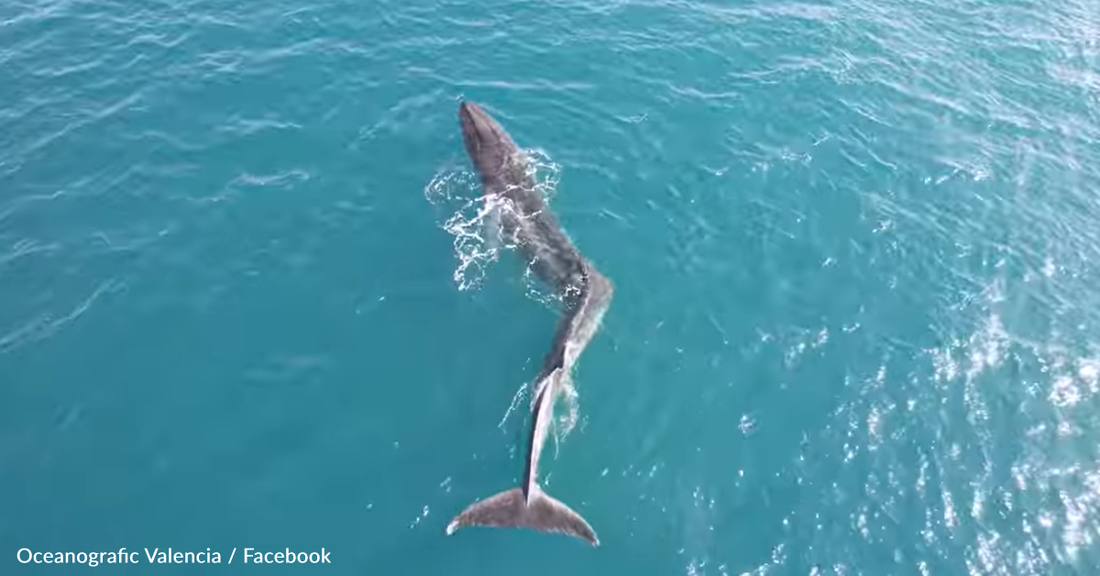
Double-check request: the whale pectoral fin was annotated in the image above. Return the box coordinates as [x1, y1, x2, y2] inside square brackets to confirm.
[445, 485, 599, 546]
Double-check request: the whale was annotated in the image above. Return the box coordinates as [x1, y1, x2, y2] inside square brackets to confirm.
[444, 101, 613, 547]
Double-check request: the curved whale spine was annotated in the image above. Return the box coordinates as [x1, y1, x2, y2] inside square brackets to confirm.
[444, 101, 613, 547]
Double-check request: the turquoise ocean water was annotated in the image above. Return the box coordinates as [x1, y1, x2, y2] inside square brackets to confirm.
[3, 0, 1100, 574]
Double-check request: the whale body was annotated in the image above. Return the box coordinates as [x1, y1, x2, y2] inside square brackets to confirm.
[444, 101, 614, 547]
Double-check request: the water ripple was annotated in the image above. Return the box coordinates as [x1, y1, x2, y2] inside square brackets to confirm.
[0, 279, 123, 355]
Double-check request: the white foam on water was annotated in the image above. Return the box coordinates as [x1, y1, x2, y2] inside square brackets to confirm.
[423, 149, 562, 296]
[423, 167, 515, 291]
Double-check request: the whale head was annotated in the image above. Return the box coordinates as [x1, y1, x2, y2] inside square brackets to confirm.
[458, 101, 523, 192]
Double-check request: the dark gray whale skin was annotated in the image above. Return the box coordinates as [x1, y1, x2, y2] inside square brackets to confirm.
[444, 101, 613, 547]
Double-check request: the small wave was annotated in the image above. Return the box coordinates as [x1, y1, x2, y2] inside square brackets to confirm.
[231, 169, 310, 188]
[0, 278, 122, 355]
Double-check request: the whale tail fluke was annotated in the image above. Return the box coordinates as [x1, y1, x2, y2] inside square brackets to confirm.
[445, 485, 599, 546]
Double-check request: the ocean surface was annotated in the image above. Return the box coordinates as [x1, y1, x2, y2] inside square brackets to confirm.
[3, 0, 1100, 574]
